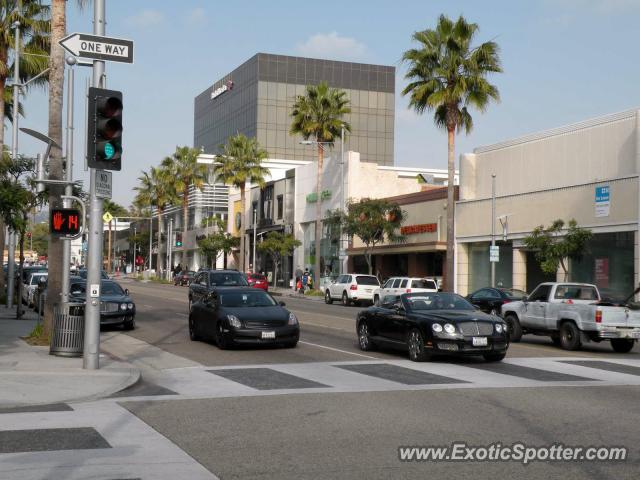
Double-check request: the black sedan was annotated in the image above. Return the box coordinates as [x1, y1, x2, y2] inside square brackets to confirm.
[356, 292, 509, 362]
[69, 280, 136, 330]
[189, 287, 299, 349]
[174, 270, 196, 286]
[466, 287, 527, 315]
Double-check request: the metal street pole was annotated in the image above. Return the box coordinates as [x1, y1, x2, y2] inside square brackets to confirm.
[6, 21, 20, 309]
[167, 218, 173, 280]
[83, 0, 106, 370]
[113, 217, 117, 274]
[148, 217, 152, 271]
[61, 60, 75, 303]
[340, 125, 346, 276]
[491, 174, 496, 288]
[252, 208, 257, 273]
[133, 226, 136, 273]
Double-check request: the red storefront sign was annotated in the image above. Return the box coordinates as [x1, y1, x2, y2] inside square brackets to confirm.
[594, 258, 609, 289]
[400, 223, 438, 235]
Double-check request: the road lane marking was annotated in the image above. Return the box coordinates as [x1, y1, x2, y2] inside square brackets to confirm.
[300, 321, 352, 332]
[141, 304, 154, 308]
[298, 340, 378, 359]
[176, 313, 188, 317]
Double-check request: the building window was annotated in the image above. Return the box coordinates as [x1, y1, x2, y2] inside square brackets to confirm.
[277, 195, 283, 220]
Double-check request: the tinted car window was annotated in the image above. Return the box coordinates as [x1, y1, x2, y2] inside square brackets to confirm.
[554, 285, 598, 301]
[101, 282, 124, 295]
[209, 272, 249, 286]
[356, 276, 379, 286]
[382, 278, 394, 288]
[411, 279, 437, 289]
[399, 279, 408, 288]
[501, 289, 527, 299]
[392, 279, 402, 288]
[70, 283, 85, 295]
[381, 295, 400, 306]
[219, 291, 277, 307]
[528, 285, 552, 302]
[403, 293, 475, 311]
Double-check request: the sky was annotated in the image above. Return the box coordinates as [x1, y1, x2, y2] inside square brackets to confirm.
[12, 0, 640, 205]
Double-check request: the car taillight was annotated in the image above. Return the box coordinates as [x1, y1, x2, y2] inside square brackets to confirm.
[595, 309, 602, 323]
[406, 289, 411, 293]
[350, 284, 358, 290]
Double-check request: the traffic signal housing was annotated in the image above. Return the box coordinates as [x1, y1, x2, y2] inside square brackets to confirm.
[175, 232, 183, 247]
[87, 87, 122, 171]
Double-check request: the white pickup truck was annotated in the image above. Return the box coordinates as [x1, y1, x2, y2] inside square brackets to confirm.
[501, 282, 640, 352]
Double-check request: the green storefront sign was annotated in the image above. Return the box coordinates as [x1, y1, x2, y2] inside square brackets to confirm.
[306, 190, 332, 203]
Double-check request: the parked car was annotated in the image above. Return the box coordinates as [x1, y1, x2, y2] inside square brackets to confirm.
[324, 274, 380, 306]
[247, 273, 269, 291]
[188, 270, 249, 310]
[373, 277, 438, 306]
[174, 270, 196, 286]
[466, 287, 527, 315]
[22, 272, 48, 307]
[356, 292, 509, 362]
[501, 282, 640, 352]
[189, 287, 299, 348]
[69, 279, 136, 330]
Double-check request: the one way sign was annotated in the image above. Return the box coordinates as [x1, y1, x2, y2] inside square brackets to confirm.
[59, 33, 134, 64]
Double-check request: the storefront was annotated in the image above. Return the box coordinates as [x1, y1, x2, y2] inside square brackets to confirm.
[456, 109, 640, 298]
[347, 188, 452, 283]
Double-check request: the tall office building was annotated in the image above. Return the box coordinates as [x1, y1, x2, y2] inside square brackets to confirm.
[194, 53, 395, 166]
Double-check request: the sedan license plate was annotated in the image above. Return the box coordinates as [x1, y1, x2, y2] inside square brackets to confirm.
[472, 336, 488, 347]
[261, 331, 276, 339]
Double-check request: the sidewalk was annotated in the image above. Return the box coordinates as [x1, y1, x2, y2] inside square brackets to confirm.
[269, 286, 325, 302]
[0, 307, 139, 408]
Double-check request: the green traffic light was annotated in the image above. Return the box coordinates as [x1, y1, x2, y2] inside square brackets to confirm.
[104, 142, 115, 159]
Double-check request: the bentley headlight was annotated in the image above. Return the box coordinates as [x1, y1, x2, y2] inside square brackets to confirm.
[226, 314, 242, 328]
[127, 303, 134, 310]
[495, 323, 504, 333]
[288, 313, 298, 325]
[432, 323, 443, 333]
[443, 323, 456, 334]
[119, 303, 128, 311]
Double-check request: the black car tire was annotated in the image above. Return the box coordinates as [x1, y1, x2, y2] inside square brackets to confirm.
[215, 321, 230, 350]
[188, 297, 192, 312]
[559, 321, 581, 351]
[123, 317, 135, 330]
[407, 328, 430, 362]
[611, 338, 635, 353]
[504, 314, 522, 343]
[357, 320, 376, 351]
[325, 290, 333, 304]
[342, 292, 350, 306]
[483, 352, 506, 362]
[374, 295, 380, 306]
[188, 316, 199, 341]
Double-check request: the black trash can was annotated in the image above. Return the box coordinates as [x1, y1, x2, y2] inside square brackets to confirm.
[50, 302, 85, 357]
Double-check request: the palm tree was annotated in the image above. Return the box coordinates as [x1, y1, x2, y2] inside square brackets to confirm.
[290, 81, 351, 286]
[0, 0, 49, 302]
[134, 165, 177, 275]
[212, 134, 269, 272]
[161, 146, 208, 249]
[402, 14, 501, 292]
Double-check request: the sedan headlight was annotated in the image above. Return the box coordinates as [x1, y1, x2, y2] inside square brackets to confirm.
[432, 323, 443, 333]
[226, 314, 242, 328]
[119, 303, 128, 311]
[127, 303, 134, 310]
[288, 313, 298, 325]
[495, 323, 504, 333]
[443, 323, 456, 334]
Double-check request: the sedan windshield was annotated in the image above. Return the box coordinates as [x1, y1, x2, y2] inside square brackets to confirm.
[210, 272, 249, 286]
[219, 291, 277, 308]
[403, 293, 475, 311]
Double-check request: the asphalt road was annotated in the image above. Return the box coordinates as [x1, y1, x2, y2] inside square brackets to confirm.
[121, 280, 639, 366]
[109, 280, 640, 480]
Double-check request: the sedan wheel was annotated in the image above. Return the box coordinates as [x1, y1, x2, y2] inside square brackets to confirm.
[325, 290, 333, 304]
[123, 317, 135, 331]
[407, 328, 430, 362]
[357, 320, 376, 351]
[215, 322, 230, 350]
[188, 316, 199, 341]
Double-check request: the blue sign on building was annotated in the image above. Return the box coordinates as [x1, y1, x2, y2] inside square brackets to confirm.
[595, 186, 610, 203]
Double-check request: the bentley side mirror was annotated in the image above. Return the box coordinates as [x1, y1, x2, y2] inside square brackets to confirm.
[522, 295, 528, 302]
[279, 301, 286, 306]
[124, 288, 130, 296]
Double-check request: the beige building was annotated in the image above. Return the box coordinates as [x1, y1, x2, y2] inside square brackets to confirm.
[347, 187, 453, 282]
[456, 109, 640, 297]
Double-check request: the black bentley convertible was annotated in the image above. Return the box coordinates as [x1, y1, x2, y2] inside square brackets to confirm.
[189, 287, 299, 349]
[356, 292, 509, 362]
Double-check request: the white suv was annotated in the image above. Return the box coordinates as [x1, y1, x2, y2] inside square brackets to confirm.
[325, 274, 380, 306]
[372, 277, 438, 306]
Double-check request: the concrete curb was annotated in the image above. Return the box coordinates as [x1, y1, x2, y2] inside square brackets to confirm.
[0, 367, 141, 409]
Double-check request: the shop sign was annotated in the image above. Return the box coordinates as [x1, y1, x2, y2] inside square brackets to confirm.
[595, 185, 610, 217]
[400, 223, 437, 235]
[211, 80, 234, 99]
[306, 190, 332, 203]
[490, 245, 499, 263]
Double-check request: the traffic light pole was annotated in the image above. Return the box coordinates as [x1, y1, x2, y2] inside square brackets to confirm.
[61, 61, 75, 304]
[83, 0, 105, 370]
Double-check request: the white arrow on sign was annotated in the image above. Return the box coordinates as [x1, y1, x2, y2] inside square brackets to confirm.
[59, 32, 134, 64]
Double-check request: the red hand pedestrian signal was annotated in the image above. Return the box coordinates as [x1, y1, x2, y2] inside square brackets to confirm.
[50, 209, 82, 237]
